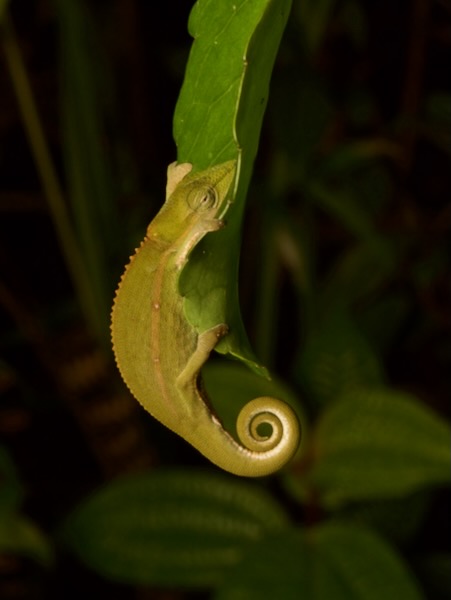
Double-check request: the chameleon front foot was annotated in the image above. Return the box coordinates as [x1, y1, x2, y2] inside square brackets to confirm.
[176, 324, 228, 390]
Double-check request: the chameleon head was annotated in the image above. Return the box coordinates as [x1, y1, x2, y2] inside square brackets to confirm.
[164, 160, 237, 232]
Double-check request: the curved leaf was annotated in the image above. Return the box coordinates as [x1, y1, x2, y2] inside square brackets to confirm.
[174, 0, 292, 375]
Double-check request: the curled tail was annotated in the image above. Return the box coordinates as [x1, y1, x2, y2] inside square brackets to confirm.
[185, 396, 301, 477]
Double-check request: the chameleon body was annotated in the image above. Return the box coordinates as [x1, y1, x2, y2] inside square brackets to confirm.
[111, 161, 300, 477]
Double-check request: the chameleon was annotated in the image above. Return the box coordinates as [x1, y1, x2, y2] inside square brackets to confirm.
[111, 160, 300, 477]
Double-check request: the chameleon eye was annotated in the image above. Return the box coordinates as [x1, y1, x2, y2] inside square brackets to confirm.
[187, 186, 218, 212]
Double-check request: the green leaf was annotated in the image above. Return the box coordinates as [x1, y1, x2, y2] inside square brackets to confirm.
[0, 513, 53, 567]
[308, 388, 451, 507]
[60, 469, 289, 587]
[215, 523, 424, 599]
[297, 310, 384, 407]
[174, 0, 292, 376]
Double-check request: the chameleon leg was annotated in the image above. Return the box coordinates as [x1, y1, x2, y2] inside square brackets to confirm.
[176, 324, 228, 389]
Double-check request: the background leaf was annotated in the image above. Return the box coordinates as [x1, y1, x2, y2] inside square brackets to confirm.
[307, 388, 450, 507]
[60, 469, 289, 587]
[215, 522, 424, 600]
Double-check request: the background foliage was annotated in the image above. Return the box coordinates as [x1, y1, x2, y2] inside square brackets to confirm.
[0, 1, 450, 599]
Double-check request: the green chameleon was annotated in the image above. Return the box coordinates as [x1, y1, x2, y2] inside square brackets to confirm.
[111, 161, 300, 477]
